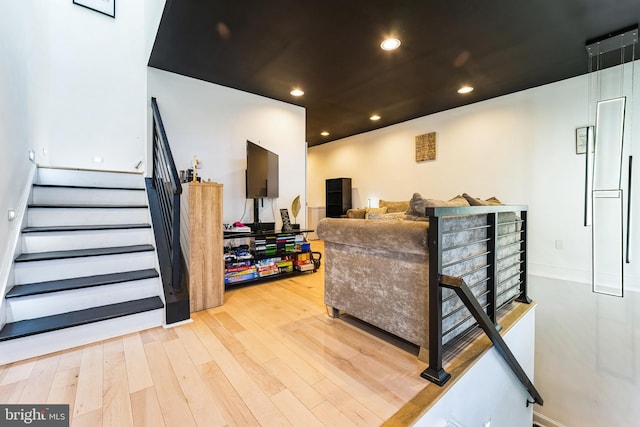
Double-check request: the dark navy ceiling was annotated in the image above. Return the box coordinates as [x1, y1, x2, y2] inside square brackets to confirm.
[149, 1, 640, 146]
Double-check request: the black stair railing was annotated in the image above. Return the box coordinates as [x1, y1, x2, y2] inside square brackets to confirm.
[419, 205, 542, 407]
[150, 97, 182, 293]
[438, 274, 543, 407]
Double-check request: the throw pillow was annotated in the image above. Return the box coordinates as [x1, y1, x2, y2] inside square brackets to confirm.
[346, 208, 366, 219]
[408, 192, 471, 216]
[423, 198, 450, 207]
[408, 193, 426, 216]
[448, 195, 471, 206]
[365, 206, 388, 219]
[485, 196, 503, 205]
[462, 193, 490, 206]
[379, 199, 410, 213]
[462, 193, 504, 206]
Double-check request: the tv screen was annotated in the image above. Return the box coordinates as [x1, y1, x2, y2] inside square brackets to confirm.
[246, 140, 279, 198]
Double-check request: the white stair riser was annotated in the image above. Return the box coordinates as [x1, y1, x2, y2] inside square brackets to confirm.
[6, 278, 161, 322]
[0, 167, 167, 365]
[0, 309, 164, 365]
[22, 228, 153, 253]
[28, 207, 149, 227]
[37, 168, 145, 189]
[32, 187, 147, 205]
[14, 251, 156, 284]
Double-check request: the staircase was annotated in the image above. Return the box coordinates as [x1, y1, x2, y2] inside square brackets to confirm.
[0, 167, 165, 364]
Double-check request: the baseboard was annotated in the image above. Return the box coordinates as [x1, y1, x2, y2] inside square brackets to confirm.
[529, 263, 640, 293]
[534, 411, 567, 427]
[0, 163, 36, 328]
[528, 262, 591, 285]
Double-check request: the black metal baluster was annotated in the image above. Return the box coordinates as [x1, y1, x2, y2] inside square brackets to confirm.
[421, 213, 451, 386]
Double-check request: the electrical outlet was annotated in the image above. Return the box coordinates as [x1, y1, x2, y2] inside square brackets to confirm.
[555, 240, 564, 250]
[482, 418, 491, 427]
[8, 209, 16, 221]
[28, 149, 35, 162]
[93, 156, 103, 164]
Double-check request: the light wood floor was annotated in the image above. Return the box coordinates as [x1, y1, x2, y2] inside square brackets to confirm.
[0, 241, 431, 426]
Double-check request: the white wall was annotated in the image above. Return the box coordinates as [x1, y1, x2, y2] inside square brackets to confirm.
[416, 307, 535, 427]
[0, 0, 165, 300]
[0, 1, 33, 272]
[0, 0, 305, 250]
[144, 0, 166, 61]
[26, 0, 148, 172]
[530, 275, 640, 427]
[147, 68, 307, 228]
[308, 65, 640, 290]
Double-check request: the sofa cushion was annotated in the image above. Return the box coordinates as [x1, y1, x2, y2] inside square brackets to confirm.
[403, 214, 430, 222]
[379, 199, 410, 213]
[448, 195, 471, 206]
[408, 193, 425, 216]
[462, 193, 503, 206]
[365, 207, 387, 219]
[366, 212, 407, 220]
[346, 208, 366, 219]
[408, 192, 471, 216]
[317, 218, 429, 255]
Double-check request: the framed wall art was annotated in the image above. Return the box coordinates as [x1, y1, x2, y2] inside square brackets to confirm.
[73, 0, 115, 18]
[280, 208, 292, 231]
[415, 132, 437, 162]
[576, 126, 593, 154]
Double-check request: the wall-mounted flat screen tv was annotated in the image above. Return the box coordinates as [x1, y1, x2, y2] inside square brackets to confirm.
[246, 140, 279, 198]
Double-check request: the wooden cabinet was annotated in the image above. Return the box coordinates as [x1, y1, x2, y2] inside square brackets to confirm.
[188, 182, 224, 311]
[325, 178, 352, 218]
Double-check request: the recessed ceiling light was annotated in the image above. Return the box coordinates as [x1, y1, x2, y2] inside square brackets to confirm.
[370, 114, 381, 121]
[290, 88, 304, 97]
[320, 131, 330, 137]
[380, 38, 401, 51]
[457, 86, 474, 94]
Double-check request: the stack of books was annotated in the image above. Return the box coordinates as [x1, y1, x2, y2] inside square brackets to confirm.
[253, 233, 296, 256]
[294, 252, 315, 272]
[224, 265, 258, 284]
[276, 234, 296, 253]
[277, 259, 294, 273]
[255, 260, 279, 277]
[252, 236, 277, 255]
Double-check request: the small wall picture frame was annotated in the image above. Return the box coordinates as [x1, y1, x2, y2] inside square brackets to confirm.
[576, 126, 590, 154]
[415, 132, 437, 162]
[73, 0, 115, 18]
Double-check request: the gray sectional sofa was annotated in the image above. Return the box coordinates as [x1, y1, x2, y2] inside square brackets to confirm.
[317, 205, 526, 361]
